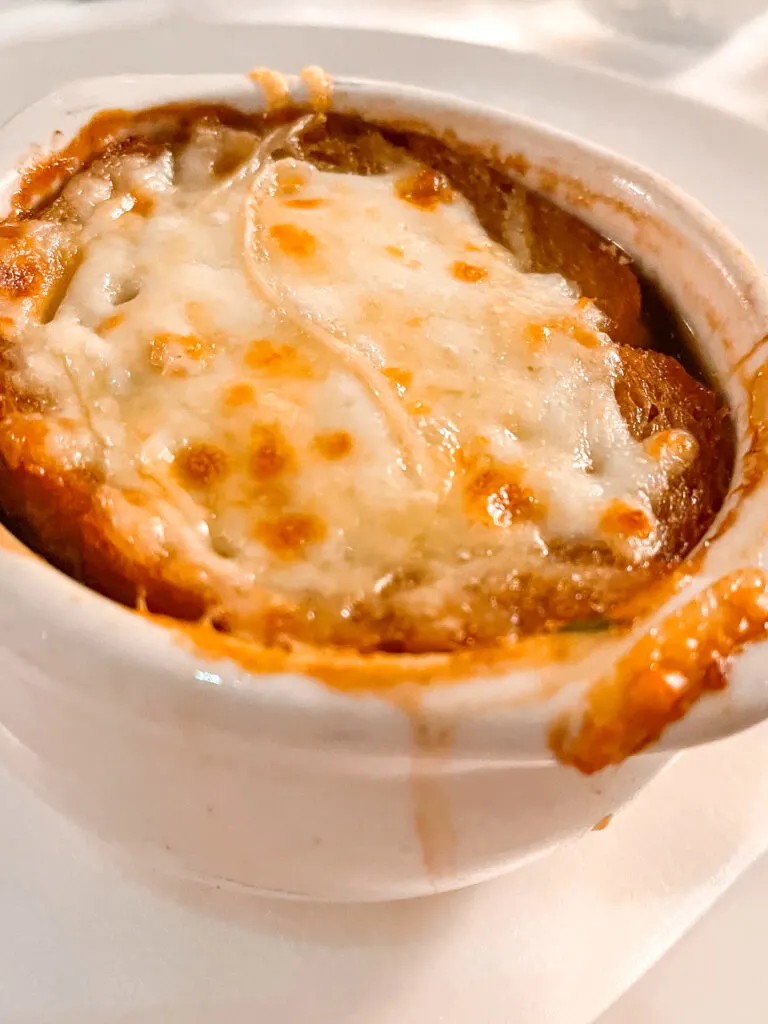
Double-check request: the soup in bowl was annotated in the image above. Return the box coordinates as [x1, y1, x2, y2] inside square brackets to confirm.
[0, 68, 764, 900]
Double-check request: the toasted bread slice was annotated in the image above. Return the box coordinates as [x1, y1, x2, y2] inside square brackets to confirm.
[615, 345, 734, 561]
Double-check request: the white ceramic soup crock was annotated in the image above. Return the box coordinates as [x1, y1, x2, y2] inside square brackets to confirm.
[0, 71, 767, 902]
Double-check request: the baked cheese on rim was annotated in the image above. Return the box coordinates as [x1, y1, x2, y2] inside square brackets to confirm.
[0, 114, 707, 651]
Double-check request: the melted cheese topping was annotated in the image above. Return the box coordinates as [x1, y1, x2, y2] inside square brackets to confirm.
[0, 124, 688, 643]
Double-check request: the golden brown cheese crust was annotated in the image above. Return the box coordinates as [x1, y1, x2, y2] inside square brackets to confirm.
[0, 105, 734, 654]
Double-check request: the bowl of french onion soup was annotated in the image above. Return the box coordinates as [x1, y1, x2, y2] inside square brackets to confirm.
[0, 66, 765, 901]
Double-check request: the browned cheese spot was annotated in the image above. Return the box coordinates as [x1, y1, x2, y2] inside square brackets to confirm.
[129, 192, 155, 217]
[645, 428, 698, 471]
[382, 367, 413, 397]
[600, 499, 654, 541]
[283, 197, 325, 209]
[97, 311, 126, 335]
[250, 422, 296, 481]
[525, 316, 600, 351]
[148, 333, 216, 376]
[269, 223, 318, 258]
[274, 167, 309, 196]
[122, 488, 151, 508]
[0, 244, 43, 298]
[313, 430, 354, 461]
[395, 168, 454, 211]
[463, 452, 543, 528]
[223, 382, 256, 409]
[245, 339, 313, 378]
[175, 442, 230, 489]
[450, 260, 488, 283]
[255, 512, 327, 560]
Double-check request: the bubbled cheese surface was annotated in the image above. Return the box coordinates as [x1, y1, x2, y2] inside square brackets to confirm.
[0, 121, 685, 646]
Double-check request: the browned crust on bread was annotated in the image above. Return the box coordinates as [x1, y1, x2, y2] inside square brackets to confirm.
[0, 417, 212, 623]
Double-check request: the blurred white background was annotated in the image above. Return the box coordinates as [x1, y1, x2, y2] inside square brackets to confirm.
[3, 0, 768, 50]
[584, 0, 768, 44]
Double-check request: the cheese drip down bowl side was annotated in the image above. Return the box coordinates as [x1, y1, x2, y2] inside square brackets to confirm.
[0, 72, 764, 901]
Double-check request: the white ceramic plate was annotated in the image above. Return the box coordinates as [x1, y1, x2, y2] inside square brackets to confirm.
[3, 3, 768, 1022]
